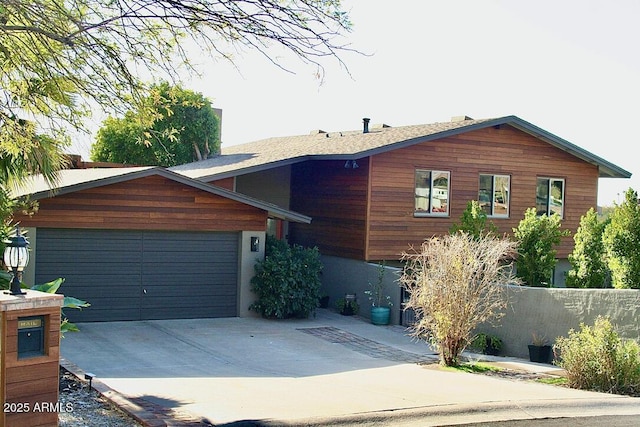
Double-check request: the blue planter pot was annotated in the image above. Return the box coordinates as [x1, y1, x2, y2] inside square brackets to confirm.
[370, 306, 391, 325]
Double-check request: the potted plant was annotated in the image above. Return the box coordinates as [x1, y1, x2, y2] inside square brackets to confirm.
[528, 332, 552, 363]
[470, 333, 503, 356]
[364, 261, 394, 325]
[336, 295, 359, 316]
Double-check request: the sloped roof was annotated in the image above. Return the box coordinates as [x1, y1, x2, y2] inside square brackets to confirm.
[12, 167, 311, 224]
[170, 116, 631, 180]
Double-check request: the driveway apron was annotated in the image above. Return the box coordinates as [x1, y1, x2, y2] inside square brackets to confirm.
[60, 310, 640, 426]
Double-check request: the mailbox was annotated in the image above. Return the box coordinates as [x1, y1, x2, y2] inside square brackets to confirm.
[17, 315, 45, 359]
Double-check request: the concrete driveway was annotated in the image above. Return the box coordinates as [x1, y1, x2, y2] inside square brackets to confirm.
[60, 310, 640, 426]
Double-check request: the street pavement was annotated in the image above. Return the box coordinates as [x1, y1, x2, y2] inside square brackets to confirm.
[60, 309, 640, 426]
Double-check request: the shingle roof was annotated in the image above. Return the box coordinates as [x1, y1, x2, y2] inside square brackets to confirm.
[12, 167, 311, 223]
[170, 116, 631, 180]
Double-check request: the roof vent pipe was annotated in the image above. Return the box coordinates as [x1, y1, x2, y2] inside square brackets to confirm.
[363, 117, 370, 133]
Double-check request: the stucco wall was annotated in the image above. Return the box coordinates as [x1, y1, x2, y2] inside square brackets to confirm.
[320, 255, 402, 324]
[238, 231, 266, 318]
[478, 286, 640, 359]
[321, 255, 640, 361]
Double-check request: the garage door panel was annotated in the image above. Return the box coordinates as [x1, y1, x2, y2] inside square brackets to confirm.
[38, 264, 142, 276]
[34, 251, 142, 264]
[141, 253, 237, 265]
[142, 274, 237, 287]
[61, 282, 142, 299]
[78, 308, 141, 322]
[37, 230, 143, 250]
[140, 284, 236, 298]
[35, 229, 239, 321]
[143, 240, 238, 252]
[141, 261, 236, 275]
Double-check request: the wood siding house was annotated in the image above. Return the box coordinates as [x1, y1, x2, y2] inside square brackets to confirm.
[289, 125, 602, 261]
[171, 116, 630, 322]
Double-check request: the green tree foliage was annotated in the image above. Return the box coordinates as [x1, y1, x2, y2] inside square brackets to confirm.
[0, 273, 90, 336]
[555, 316, 640, 396]
[450, 200, 497, 239]
[400, 233, 520, 366]
[602, 188, 640, 289]
[566, 207, 610, 288]
[250, 235, 323, 319]
[1, 1, 353, 147]
[513, 208, 570, 287]
[29, 278, 90, 336]
[91, 82, 220, 166]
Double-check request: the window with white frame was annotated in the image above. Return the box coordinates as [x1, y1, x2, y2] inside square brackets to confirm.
[536, 177, 564, 218]
[415, 169, 450, 216]
[479, 174, 510, 217]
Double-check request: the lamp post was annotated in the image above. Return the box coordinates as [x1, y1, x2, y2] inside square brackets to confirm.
[3, 226, 29, 295]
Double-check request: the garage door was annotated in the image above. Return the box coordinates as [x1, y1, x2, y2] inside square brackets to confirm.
[34, 229, 239, 322]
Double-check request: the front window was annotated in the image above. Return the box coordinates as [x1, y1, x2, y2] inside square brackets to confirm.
[479, 174, 510, 217]
[415, 170, 450, 216]
[536, 177, 564, 218]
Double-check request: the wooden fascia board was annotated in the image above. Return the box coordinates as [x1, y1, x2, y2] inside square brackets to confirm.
[505, 119, 632, 179]
[21, 167, 312, 225]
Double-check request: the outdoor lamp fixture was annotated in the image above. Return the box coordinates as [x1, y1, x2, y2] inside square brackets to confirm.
[3, 226, 29, 295]
[343, 160, 359, 169]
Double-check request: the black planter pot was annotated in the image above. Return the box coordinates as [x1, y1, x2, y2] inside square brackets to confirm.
[484, 343, 500, 356]
[528, 345, 552, 363]
[319, 296, 330, 308]
[340, 305, 355, 316]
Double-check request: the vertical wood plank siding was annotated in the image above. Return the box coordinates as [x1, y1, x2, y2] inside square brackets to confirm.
[15, 175, 267, 231]
[289, 159, 369, 259]
[367, 126, 598, 260]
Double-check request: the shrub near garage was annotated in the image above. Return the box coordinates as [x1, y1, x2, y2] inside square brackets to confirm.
[249, 235, 322, 319]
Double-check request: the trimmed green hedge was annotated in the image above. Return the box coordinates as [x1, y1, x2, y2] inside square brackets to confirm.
[249, 235, 323, 319]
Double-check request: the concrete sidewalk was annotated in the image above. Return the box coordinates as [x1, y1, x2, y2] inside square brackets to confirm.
[60, 310, 640, 426]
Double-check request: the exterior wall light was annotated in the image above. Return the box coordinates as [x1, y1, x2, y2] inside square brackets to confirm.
[3, 226, 29, 295]
[250, 236, 260, 252]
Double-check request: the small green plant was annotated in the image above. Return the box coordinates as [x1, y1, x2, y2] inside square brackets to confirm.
[531, 332, 549, 346]
[336, 297, 359, 315]
[537, 377, 568, 386]
[443, 362, 502, 374]
[249, 235, 323, 319]
[450, 200, 497, 239]
[554, 316, 640, 396]
[0, 273, 90, 336]
[470, 333, 503, 355]
[363, 261, 393, 307]
[30, 277, 90, 335]
[513, 208, 570, 287]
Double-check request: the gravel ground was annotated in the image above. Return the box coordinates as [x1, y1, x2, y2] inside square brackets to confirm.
[58, 367, 144, 427]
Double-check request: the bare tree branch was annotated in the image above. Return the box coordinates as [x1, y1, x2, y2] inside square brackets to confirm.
[0, 0, 356, 143]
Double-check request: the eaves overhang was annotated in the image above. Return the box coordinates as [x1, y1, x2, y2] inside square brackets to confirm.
[346, 116, 632, 179]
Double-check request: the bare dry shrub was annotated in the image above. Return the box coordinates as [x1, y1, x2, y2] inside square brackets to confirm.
[400, 233, 520, 366]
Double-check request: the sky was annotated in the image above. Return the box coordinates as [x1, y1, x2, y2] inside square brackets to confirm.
[71, 0, 640, 206]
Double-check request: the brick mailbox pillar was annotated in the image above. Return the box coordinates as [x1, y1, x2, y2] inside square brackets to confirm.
[0, 290, 64, 427]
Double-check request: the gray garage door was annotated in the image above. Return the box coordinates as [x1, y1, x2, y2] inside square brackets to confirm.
[35, 229, 239, 322]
